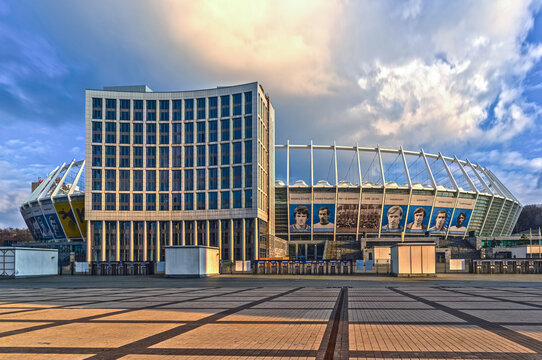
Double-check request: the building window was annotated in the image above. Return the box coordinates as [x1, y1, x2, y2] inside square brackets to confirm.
[159, 193, 169, 210]
[209, 168, 218, 190]
[184, 146, 194, 167]
[146, 100, 156, 121]
[185, 99, 194, 120]
[197, 145, 205, 167]
[146, 123, 156, 144]
[233, 190, 242, 208]
[197, 98, 206, 119]
[146, 147, 156, 168]
[221, 143, 230, 165]
[133, 147, 143, 167]
[120, 99, 130, 120]
[92, 169, 101, 190]
[197, 169, 205, 190]
[133, 100, 143, 121]
[159, 100, 169, 121]
[172, 147, 182, 167]
[119, 146, 130, 167]
[133, 170, 143, 191]
[221, 167, 229, 189]
[221, 119, 229, 141]
[159, 123, 169, 144]
[92, 121, 102, 143]
[105, 170, 116, 191]
[184, 193, 194, 210]
[208, 144, 218, 166]
[159, 146, 169, 168]
[172, 193, 182, 210]
[245, 165, 252, 187]
[184, 169, 194, 191]
[245, 190, 252, 208]
[105, 193, 116, 210]
[209, 97, 218, 118]
[209, 192, 218, 209]
[92, 193, 102, 210]
[120, 123, 130, 144]
[159, 170, 169, 191]
[172, 123, 181, 144]
[208, 120, 218, 142]
[184, 122, 194, 144]
[133, 193, 143, 211]
[146, 170, 156, 191]
[105, 146, 116, 167]
[244, 92, 252, 114]
[173, 99, 182, 121]
[92, 98, 102, 119]
[119, 193, 130, 211]
[196, 122, 206, 143]
[221, 95, 230, 117]
[133, 123, 143, 144]
[197, 192, 205, 210]
[233, 118, 242, 140]
[245, 141, 252, 162]
[233, 142, 242, 164]
[172, 170, 182, 191]
[146, 194, 156, 211]
[119, 170, 130, 191]
[233, 166, 242, 188]
[245, 116, 252, 138]
[233, 93, 242, 116]
[92, 145, 102, 167]
[105, 122, 116, 143]
[221, 191, 230, 209]
[106, 99, 116, 120]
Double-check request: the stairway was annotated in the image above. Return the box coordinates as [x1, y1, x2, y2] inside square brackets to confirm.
[324, 240, 362, 260]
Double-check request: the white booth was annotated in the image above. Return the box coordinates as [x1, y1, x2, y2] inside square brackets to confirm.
[390, 243, 436, 277]
[0, 247, 58, 278]
[165, 245, 220, 277]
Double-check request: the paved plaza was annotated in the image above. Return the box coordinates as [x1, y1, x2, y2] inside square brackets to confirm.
[0, 275, 541, 359]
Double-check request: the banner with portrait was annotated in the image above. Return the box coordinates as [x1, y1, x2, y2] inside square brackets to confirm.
[405, 195, 433, 233]
[313, 191, 335, 233]
[289, 193, 311, 232]
[30, 206, 53, 240]
[429, 196, 455, 234]
[71, 199, 86, 235]
[42, 202, 66, 239]
[21, 207, 40, 241]
[381, 193, 409, 233]
[448, 198, 475, 235]
[336, 191, 359, 233]
[54, 200, 81, 238]
[359, 193, 383, 234]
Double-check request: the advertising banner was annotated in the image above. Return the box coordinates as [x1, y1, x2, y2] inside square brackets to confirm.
[405, 195, 433, 233]
[54, 200, 81, 238]
[71, 199, 86, 235]
[289, 193, 311, 232]
[30, 206, 53, 240]
[41, 202, 65, 239]
[429, 196, 456, 234]
[336, 192, 359, 233]
[359, 193, 383, 233]
[313, 192, 335, 233]
[21, 207, 40, 241]
[381, 193, 409, 233]
[448, 198, 476, 235]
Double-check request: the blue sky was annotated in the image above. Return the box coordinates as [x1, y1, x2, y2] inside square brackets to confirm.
[2, 0, 542, 227]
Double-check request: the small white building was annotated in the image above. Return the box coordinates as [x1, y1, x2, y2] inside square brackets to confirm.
[165, 245, 219, 277]
[390, 243, 436, 277]
[0, 247, 58, 278]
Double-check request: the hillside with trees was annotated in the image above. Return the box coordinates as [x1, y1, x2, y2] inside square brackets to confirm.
[0, 228, 33, 246]
[513, 204, 542, 233]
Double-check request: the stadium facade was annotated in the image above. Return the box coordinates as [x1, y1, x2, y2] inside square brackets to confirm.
[20, 82, 522, 265]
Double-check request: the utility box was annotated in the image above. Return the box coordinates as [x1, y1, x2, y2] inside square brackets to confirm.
[165, 245, 219, 277]
[0, 247, 58, 278]
[390, 243, 436, 277]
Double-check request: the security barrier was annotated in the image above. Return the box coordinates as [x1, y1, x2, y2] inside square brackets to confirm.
[254, 260, 353, 275]
[473, 259, 542, 274]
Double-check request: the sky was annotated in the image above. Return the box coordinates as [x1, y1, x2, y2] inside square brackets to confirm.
[2, 0, 542, 228]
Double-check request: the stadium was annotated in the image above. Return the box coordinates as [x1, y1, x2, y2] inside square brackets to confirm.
[19, 82, 522, 267]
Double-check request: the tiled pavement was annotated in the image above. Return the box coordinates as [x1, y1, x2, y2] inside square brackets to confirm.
[0, 283, 541, 359]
